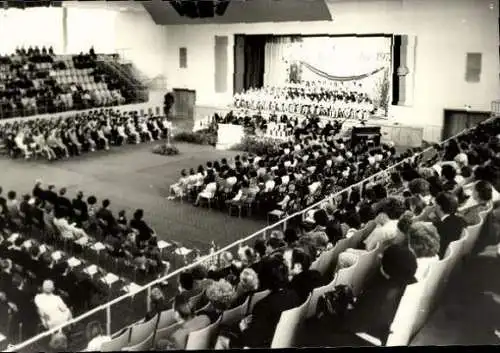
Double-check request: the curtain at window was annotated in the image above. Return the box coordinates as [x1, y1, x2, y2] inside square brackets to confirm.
[243, 36, 266, 91]
[0, 8, 64, 55]
[263, 37, 292, 87]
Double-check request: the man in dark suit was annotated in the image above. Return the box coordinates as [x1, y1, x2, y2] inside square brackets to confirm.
[96, 199, 116, 236]
[44, 184, 58, 206]
[72, 191, 88, 227]
[432, 192, 467, 258]
[345, 244, 418, 346]
[57, 188, 73, 217]
[32, 180, 44, 201]
[240, 257, 301, 348]
[289, 248, 324, 303]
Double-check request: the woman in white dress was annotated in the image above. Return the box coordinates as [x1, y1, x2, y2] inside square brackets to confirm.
[14, 129, 31, 159]
[169, 169, 189, 199]
[34, 280, 73, 330]
[127, 119, 141, 144]
[34, 129, 57, 160]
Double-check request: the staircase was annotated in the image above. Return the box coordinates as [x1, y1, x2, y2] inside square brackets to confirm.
[96, 57, 149, 103]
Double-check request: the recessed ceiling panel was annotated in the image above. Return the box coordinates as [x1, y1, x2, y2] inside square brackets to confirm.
[142, 0, 332, 25]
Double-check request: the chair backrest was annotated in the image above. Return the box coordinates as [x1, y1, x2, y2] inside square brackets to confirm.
[157, 308, 176, 330]
[221, 296, 250, 326]
[444, 229, 469, 268]
[387, 249, 455, 346]
[305, 274, 338, 319]
[101, 328, 130, 352]
[270, 294, 312, 348]
[310, 238, 351, 279]
[335, 243, 381, 297]
[461, 219, 483, 257]
[185, 316, 222, 350]
[129, 314, 158, 346]
[154, 322, 183, 347]
[247, 289, 271, 314]
[122, 332, 154, 351]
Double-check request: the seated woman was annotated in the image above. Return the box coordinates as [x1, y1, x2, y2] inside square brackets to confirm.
[126, 119, 141, 144]
[194, 174, 217, 206]
[397, 213, 440, 281]
[84, 321, 111, 351]
[139, 118, 153, 141]
[33, 129, 57, 161]
[459, 180, 494, 224]
[156, 292, 211, 350]
[34, 280, 73, 330]
[14, 129, 31, 159]
[168, 169, 189, 200]
[96, 124, 110, 150]
[233, 268, 260, 308]
[53, 208, 89, 241]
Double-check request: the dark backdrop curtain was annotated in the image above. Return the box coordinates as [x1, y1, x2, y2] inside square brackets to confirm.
[243, 35, 266, 91]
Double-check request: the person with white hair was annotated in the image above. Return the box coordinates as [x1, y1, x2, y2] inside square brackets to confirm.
[34, 280, 73, 330]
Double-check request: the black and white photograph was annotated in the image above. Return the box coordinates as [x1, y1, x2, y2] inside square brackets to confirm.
[0, 0, 499, 351]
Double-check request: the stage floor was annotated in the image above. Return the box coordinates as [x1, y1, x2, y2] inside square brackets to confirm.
[0, 142, 266, 251]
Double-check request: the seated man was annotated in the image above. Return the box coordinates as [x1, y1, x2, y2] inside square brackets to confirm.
[344, 244, 417, 346]
[432, 192, 467, 259]
[156, 292, 211, 350]
[34, 280, 73, 330]
[337, 197, 405, 270]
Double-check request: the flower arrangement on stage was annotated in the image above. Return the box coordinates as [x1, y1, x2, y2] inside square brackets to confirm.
[231, 135, 282, 155]
[152, 143, 180, 156]
[173, 129, 217, 146]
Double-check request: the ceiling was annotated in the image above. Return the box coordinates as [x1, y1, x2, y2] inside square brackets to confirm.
[142, 0, 333, 25]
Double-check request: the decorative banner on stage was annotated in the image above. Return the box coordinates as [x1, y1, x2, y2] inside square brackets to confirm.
[299, 61, 385, 82]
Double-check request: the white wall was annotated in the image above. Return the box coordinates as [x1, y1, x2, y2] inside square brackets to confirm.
[0, 8, 64, 54]
[64, 3, 169, 81]
[164, 0, 500, 141]
[114, 10, 169, 80]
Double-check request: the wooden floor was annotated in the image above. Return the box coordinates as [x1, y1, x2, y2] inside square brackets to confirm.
[0, 141, 266, 252]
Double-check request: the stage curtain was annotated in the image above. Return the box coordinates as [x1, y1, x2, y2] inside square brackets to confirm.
[263, 37, 291, 87]
[243, 36, 265, 91]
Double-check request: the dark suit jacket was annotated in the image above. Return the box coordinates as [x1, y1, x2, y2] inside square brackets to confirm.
[434, 214, 467, 258]
[290, 269, 324, 303]
[241, 288, 301, 348]
[345, 271, 415, 345]
[44, 190, 58, 206]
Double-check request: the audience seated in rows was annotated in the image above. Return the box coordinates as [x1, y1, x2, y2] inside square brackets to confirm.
[170, 114, 399, 221]
[0, 109, 170, 160]
[140, 117, 500, 349]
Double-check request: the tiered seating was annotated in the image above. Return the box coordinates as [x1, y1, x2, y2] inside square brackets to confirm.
[0, 47, 141, 119]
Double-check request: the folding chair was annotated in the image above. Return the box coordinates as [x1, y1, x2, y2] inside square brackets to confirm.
[271, 294, 312, 348]
[101, 327, 130, 351]
[185, 316, 222, 350]
[128, 314, 158, 346]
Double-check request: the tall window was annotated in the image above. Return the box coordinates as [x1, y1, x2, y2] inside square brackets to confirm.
[465, 53, 482, 83]
[179, 47, 187, 68]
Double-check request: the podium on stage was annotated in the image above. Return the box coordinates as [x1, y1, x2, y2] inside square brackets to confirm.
[216, 124, 245, 150]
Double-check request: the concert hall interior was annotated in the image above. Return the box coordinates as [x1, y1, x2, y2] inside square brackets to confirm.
[0, 0, 499, 351]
